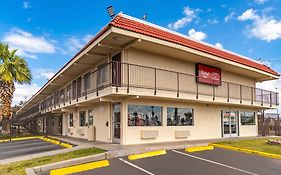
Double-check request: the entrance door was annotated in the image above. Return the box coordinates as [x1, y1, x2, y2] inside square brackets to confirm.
[112, 103, 121, 143]
[222, 110, 238, 137]
[112, 53, 121, 87]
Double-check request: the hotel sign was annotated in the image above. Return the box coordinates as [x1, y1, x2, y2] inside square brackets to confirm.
[196, 63, 221, 86]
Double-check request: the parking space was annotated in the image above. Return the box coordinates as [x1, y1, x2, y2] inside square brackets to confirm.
[47, 148, 281, 175]
[0, 139, 63, 160]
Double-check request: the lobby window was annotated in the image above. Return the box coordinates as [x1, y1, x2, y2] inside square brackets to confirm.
[241, 112, 255, 125]
[88, 110, 93, 126]
[167, 107, 194, 126]
[128, 105, 162, 126]
[69, 113, 73, 127]
[79, 111, 86, 127]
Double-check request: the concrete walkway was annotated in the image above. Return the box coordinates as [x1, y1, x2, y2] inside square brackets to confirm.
[53, 135, 261, 152]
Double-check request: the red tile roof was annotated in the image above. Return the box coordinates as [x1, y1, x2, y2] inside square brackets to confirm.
[109, 14, 279, 76]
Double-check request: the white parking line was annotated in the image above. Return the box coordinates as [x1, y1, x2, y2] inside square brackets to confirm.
[118, 158, 155, 175]
[172, 150, 259, 175]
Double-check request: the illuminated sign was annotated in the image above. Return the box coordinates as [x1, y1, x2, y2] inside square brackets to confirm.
[196, 63, 221, 86]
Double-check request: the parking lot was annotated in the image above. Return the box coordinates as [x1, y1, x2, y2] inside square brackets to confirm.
[0, 139, 63, 160]
[46, 148, 281, 175]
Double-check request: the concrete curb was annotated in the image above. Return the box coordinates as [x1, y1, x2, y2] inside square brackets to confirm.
[211, 143, 281, 160]
[31, 153, 106, 174]
[26, 142, 209, 175]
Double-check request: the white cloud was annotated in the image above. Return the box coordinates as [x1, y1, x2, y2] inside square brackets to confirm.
[23, 1, 31, 9]
[2, 28, 56, 59]
[13, 83, 40, 105]
[254, 0, 267, 4]
[238, 9, 281, 42]
[62, 34, 93, 56]
[188, 28, 207, 41]
[82, 34, 93, 43]
[34, 68, 55, 80]
[238, 9, 258, 21]
[224, 12, 236, 22]
[207, 19, 218, 24]
[215, 42, 223, 49]
[168, 6, 199, 30]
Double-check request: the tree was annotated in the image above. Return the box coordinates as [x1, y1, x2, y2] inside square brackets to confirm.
[0, 43, 32, 134]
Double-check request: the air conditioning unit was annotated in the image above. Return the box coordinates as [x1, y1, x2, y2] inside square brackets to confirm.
[140, 130, 159, 139]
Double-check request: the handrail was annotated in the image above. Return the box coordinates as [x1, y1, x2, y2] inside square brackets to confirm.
[20, 61, 279, 117]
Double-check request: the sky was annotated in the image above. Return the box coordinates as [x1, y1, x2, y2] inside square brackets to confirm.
[0, 0, 281, 110]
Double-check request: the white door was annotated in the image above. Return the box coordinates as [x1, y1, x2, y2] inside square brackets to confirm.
[222, 110, 238, 137]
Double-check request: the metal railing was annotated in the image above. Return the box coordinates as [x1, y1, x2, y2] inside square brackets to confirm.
[21, 61, 279, 117]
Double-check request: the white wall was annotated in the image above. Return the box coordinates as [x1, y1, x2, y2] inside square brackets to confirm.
[64, 102, 111, 142]
[121, 98, 258, 145]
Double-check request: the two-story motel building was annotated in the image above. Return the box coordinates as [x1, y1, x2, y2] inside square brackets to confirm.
[17, 14, 279, 145]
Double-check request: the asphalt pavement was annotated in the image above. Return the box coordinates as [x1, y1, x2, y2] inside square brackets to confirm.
[0, 139, 63, 160]
[49, 148, 281, 175]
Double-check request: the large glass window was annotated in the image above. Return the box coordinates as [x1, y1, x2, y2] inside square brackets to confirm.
[167, 107, 194, 126]
[128, 105, 162, 126]
[240, 112, 255, 125]
[79, 111, 86, 127]
[69, 113, 73, 127]
[88, 110, 93, 126]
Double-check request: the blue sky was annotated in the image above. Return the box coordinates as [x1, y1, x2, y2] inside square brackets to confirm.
[1, 0, 281, 104]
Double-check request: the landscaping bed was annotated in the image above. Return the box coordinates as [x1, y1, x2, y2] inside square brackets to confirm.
[0, 147, 104, 175]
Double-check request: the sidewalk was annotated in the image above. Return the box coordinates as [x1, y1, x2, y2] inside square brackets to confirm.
[53, 135, 260, 152]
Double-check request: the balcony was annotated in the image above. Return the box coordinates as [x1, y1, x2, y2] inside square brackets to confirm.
[21, 61, 279, 118]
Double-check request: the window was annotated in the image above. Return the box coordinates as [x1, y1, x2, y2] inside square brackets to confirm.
[79, 111, 86, 127]
[128, 105, 162, 126]
[88, 110, 93, 126]
[167, 107, 193, 126]
[97, 64, 107, 85]
[69, 113, 73, 127]
[84, 73, 91, 90]
[241, 112, 255, 125]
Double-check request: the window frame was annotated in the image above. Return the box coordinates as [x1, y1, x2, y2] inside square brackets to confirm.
[240, 111, 256, 125]
[167, 107, 194, 126]
[88, 110, 93, 126]
[127, 104, 163, 127]
[68, 113, 74, 127]
[79, 111, 86, 127]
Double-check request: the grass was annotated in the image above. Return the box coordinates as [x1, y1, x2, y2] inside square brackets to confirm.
[0, 133, 37, 140]
[0, 147, 104, 175]
[215, 137, 281, 155]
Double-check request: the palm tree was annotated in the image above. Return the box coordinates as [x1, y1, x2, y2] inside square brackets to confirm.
[0, 43, 32, 134]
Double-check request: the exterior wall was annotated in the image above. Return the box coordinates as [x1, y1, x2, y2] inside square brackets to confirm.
[62, 113, 68, 136]
[239, 110, 258, 137]
[121, 98, 258, 145]
[125, 48, 256, 87]
[64, 102, 111, 142]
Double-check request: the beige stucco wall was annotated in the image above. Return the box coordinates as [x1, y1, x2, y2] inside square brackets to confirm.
[121, 98, 258, 145]
[125, 48, 256, 87]
[239, 110, 258, 137]
[63, 102, 111, 143]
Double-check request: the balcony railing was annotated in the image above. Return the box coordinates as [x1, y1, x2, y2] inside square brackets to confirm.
[21, 61, 279, 117]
